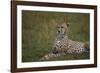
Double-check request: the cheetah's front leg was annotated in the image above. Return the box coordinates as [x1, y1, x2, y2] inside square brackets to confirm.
[40, 53, 61, 61]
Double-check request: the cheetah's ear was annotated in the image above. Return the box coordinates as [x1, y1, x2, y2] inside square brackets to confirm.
[66, 23, 70, 27]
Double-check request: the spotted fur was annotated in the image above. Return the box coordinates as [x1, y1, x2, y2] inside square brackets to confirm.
[40, 22, 89, 61]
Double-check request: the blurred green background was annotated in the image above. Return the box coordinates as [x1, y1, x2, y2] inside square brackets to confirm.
[22, 10, 90, 62]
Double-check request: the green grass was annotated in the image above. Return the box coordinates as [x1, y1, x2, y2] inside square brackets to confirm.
[22, 10, 90, 62]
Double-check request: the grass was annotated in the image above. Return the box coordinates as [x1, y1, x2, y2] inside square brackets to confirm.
[22, 10, 90, 62]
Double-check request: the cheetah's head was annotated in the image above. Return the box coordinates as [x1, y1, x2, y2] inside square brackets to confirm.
[57, 23, 69, 35]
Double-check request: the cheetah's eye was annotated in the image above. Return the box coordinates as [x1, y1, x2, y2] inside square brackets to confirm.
[61, 26, 64, 28]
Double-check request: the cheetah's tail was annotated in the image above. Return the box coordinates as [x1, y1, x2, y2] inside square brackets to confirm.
[84, 42, 90, 52]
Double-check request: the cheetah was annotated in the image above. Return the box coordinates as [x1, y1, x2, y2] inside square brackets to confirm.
[40, 22, 89, 61]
